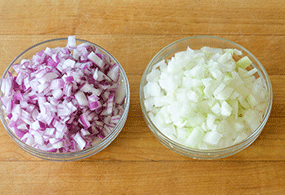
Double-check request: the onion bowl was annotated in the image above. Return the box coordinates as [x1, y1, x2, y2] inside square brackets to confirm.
[140, 36, 272, 159]
[0, 37, 130, 161]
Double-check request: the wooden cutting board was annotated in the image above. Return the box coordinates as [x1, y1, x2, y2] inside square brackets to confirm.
[0, 0, 284, 194]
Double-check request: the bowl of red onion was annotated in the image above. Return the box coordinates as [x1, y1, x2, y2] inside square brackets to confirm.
[0, 36, 130, 161]
[140, 36, 273, 159]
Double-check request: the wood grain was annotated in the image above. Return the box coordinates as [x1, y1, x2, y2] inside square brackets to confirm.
[0, 0, 284, 35]
[0, 0, 284, 194]
[1, 161, 285, 195]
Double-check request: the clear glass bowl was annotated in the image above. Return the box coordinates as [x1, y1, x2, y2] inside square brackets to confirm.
[140, 36, 273, 159]
[0, 38, 130, 161]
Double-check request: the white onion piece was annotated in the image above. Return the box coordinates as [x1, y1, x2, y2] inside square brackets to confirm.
[144, 47, 268, 149]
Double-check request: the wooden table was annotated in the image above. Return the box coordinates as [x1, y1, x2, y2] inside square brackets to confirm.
[0, 0, 284, 194]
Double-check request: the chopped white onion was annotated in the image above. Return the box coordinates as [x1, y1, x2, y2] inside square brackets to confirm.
[144, 46, 268, 149]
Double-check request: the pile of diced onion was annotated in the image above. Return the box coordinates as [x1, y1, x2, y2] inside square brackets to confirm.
[143, 46, 268, 149]
[1, 36, 126, 152]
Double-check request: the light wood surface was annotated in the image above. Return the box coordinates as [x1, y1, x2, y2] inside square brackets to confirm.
[0, 0, 284, 194]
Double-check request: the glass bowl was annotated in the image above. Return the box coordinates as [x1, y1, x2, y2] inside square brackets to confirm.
[140, 36, 273, 159]
[0, 38, 130, 161]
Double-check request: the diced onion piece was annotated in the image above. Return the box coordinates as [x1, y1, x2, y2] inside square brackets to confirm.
[67, 35, 77, 49]
[107, 64, 120, 82]
[75, 91, 88, 106]
[187, 90, 199, 102]
[186, 127, 204, 147]
[88, 52, 104, 69]
[73, 132, 86, 150]
[52, 88, 63, 99]
[236, 56, 252, 69]
[221, 101, 232, 117]
[203, 131, 222, 145]
[243, 109, 263, 132]
[211, 103, 221, 115]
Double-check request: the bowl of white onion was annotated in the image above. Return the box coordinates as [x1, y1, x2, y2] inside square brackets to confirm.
[0, 36, 130, 161]
[140, 36, 272, 159]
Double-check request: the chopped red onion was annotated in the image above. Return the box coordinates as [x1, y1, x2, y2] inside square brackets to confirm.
[1, 36, 126, 153]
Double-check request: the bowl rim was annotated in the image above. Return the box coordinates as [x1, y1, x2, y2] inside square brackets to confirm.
[140, 35, 273, 155]
[0, 37, 130, 160]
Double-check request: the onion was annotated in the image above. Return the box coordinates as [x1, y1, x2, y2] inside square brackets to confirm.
[143, 46, 268, 149]
[1, 36, 126, 152]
